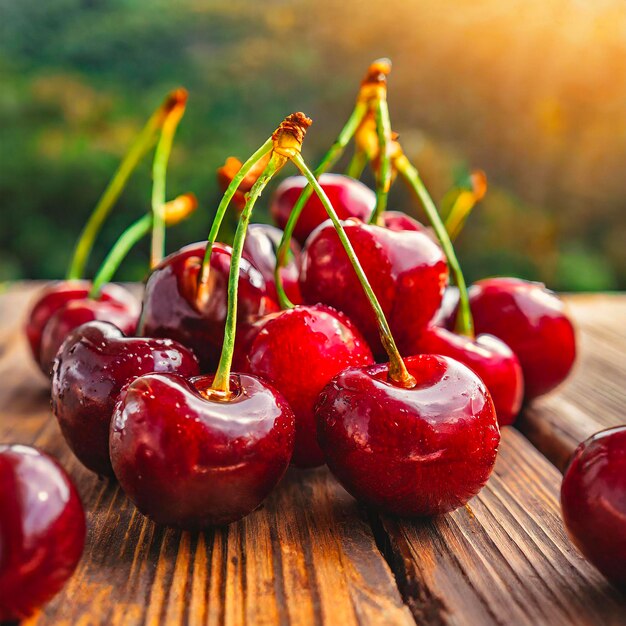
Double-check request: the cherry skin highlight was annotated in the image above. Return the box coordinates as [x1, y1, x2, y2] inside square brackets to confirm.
[450, 278, 576, 399]
[138, 242, 278, 371]
[561, 426, 626, 589]
[300, 219, 448, 358]
[110, 372, 295, 528]
[51, 321, 200, 476]
[0, 445, 86, 622]
[316, 354, 500, 517]
[242, 223, 302, 304]
[271, 173, 375, 244]
[380, 210, 425, 232]
[25, 280, 138, 372]
[410, 325, 524, 426]
[239, 304, 374, 467]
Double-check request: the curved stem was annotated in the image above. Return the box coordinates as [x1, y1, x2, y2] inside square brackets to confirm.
[274, 101, 368, 309]
[291, 153, 415, 388]
[369, 97, 392, 224]
[346, 149, 368, 180]
[197, 138, 273, 296]
[395, 156, 474, 337]
[66, 92, 180, 280]
[212, 155, 282, 395]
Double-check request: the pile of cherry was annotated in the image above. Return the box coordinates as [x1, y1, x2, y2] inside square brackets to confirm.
[2, 61, 624, 622]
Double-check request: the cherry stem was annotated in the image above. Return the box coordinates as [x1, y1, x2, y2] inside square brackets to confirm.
[211, 155, 282, 395]
[346, 149, 368, 180]
[274, 101, 368, 310]
[197, 138, 274, 298]
[291, 152, 416, 388]
[369, 97, 392, 224]
[151, 93, 187, 268]
[395, 156, 474, 337]
[66, 90, 183, 281]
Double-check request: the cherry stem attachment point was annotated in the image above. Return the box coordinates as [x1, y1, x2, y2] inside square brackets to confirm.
[291, 152, 416, 389]
[66, 89, 185, 281]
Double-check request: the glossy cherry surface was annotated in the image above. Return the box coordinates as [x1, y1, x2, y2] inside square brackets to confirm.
[0, 445, 86, 622]
[110, 372, 295, 528]
[451, 278, 576, 399]
[52, 321, 200, 476]
[316, 354, 500, 517]
[240, 304, 374, 467]
[138, 242, 278, 371]
[561, 426, 626, 589]
[242, 223, 302, 305]
[26, 280, 138, 371]
[300, 219, 448, 358]
[411, 325, 524, 426]
[271, 173, 375, 244]
[380, 210, 425, 232]
[39, 298, 139, 377]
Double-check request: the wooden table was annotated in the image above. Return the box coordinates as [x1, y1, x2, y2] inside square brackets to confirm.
[1, 285, 625, 626]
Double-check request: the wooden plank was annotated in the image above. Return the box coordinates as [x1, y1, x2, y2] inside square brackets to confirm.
[0, 284, 415, 626]
[518, 294, 626, 470]
[376, 429, 626, 626]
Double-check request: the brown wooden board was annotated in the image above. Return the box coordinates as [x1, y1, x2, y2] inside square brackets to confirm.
[1, 284, 625, 625]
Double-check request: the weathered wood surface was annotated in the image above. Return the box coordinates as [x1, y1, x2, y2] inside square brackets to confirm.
[1, 284, 624, 626]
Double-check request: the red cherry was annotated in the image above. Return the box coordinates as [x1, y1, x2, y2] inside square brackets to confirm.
[300, 219, 448, 358]
[39, 298, 139, 377]
[561, 426, 626, 589]
[451, 278, 576, 399]
[242, 223, 302, 305]
[0, 445, 86, 622]
[110, 372, 295, 528]
[271, 173, 375, 244]
[316, 354, 500, 517]
[410, 325, 524, 426]
[25, 281, 137, 369]
[240, 304, 374, 468]
[380, 210, 425, 232]
[139, 242, 278, 371]
[51, 321, 200, 476]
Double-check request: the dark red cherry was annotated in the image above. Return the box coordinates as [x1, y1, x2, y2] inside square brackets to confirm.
[316, 354, 500, 517]
[300, 219, 448, 358]
[138, 242, 278, 371]
[39, 298, 139, 377]
[242, 223, 302, 305]
[25, 280, 137, 369]
[110, 372, 295, 528]
[410, 325, 523, 426]
[561, 426, 626, 589]
[240, 304, 374, 468]
[0, 445, 86, 622]
[51, 321, 200, 476]
[450, 278, 576, 399]
[271, 173, 375, 244]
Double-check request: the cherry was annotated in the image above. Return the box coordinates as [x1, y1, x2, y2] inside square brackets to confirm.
[561, 426, 626, 589]
[299, 218, 448, 357]
[242, 223, 302, 305]
[271, 173, 375, 244]
[450, 278, 576, 399]
[138, 241, 278, 371]
[39, 297, 139, 377]
[380, 210, 425, 232]
[25, 280, 137, 369]
[51, 321, 199, 476]
[316, 354, 500, 517]
[0, 445, 86, 622]
[240, 304, 374, 468]
[410, 325, 523, 426]
[110, 372, 295, 528]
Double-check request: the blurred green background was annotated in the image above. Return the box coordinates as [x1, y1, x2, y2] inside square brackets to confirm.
[1, 0, 625, 290]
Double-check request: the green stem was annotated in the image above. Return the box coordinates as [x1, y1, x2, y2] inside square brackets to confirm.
[369, 97, 392, 224]
[274, 101, 368, 309]
[346, 149, 368, 179]
[198, 138, 274, 291]
[66, 105, 166, 280]
[291, 153, 415, 388]
[396, 157, 474, 337]
[212, 155, 282, 395]
[89, 214, 152, 299]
